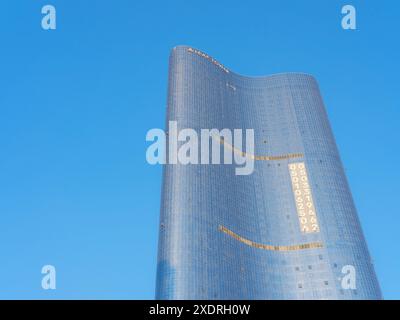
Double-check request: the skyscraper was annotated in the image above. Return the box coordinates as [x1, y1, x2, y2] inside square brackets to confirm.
[155, 46, 381, 299]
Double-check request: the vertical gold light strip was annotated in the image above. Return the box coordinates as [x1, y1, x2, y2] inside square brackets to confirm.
[288, 162, 320, 233]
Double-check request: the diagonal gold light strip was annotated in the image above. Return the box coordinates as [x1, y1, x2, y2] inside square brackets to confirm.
[216, 136, 303, 161]
[219, 225, 323, 251]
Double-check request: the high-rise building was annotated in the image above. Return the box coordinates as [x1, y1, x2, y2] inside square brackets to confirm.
[155, 46, 381, 299]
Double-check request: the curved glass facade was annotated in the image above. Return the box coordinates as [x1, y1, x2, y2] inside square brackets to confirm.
[156, 46, 381, 300]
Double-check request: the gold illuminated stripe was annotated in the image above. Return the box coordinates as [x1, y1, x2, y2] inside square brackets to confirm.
[219, 225, 323, 251]
[217, 137, 303, 161]
[187, 48, 230, 73]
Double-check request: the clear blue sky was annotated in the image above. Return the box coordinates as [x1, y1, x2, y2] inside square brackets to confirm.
[0, 0, 398, 299]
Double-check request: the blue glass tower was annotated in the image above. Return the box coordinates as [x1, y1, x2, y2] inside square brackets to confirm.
[156, 46, 381, 300]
